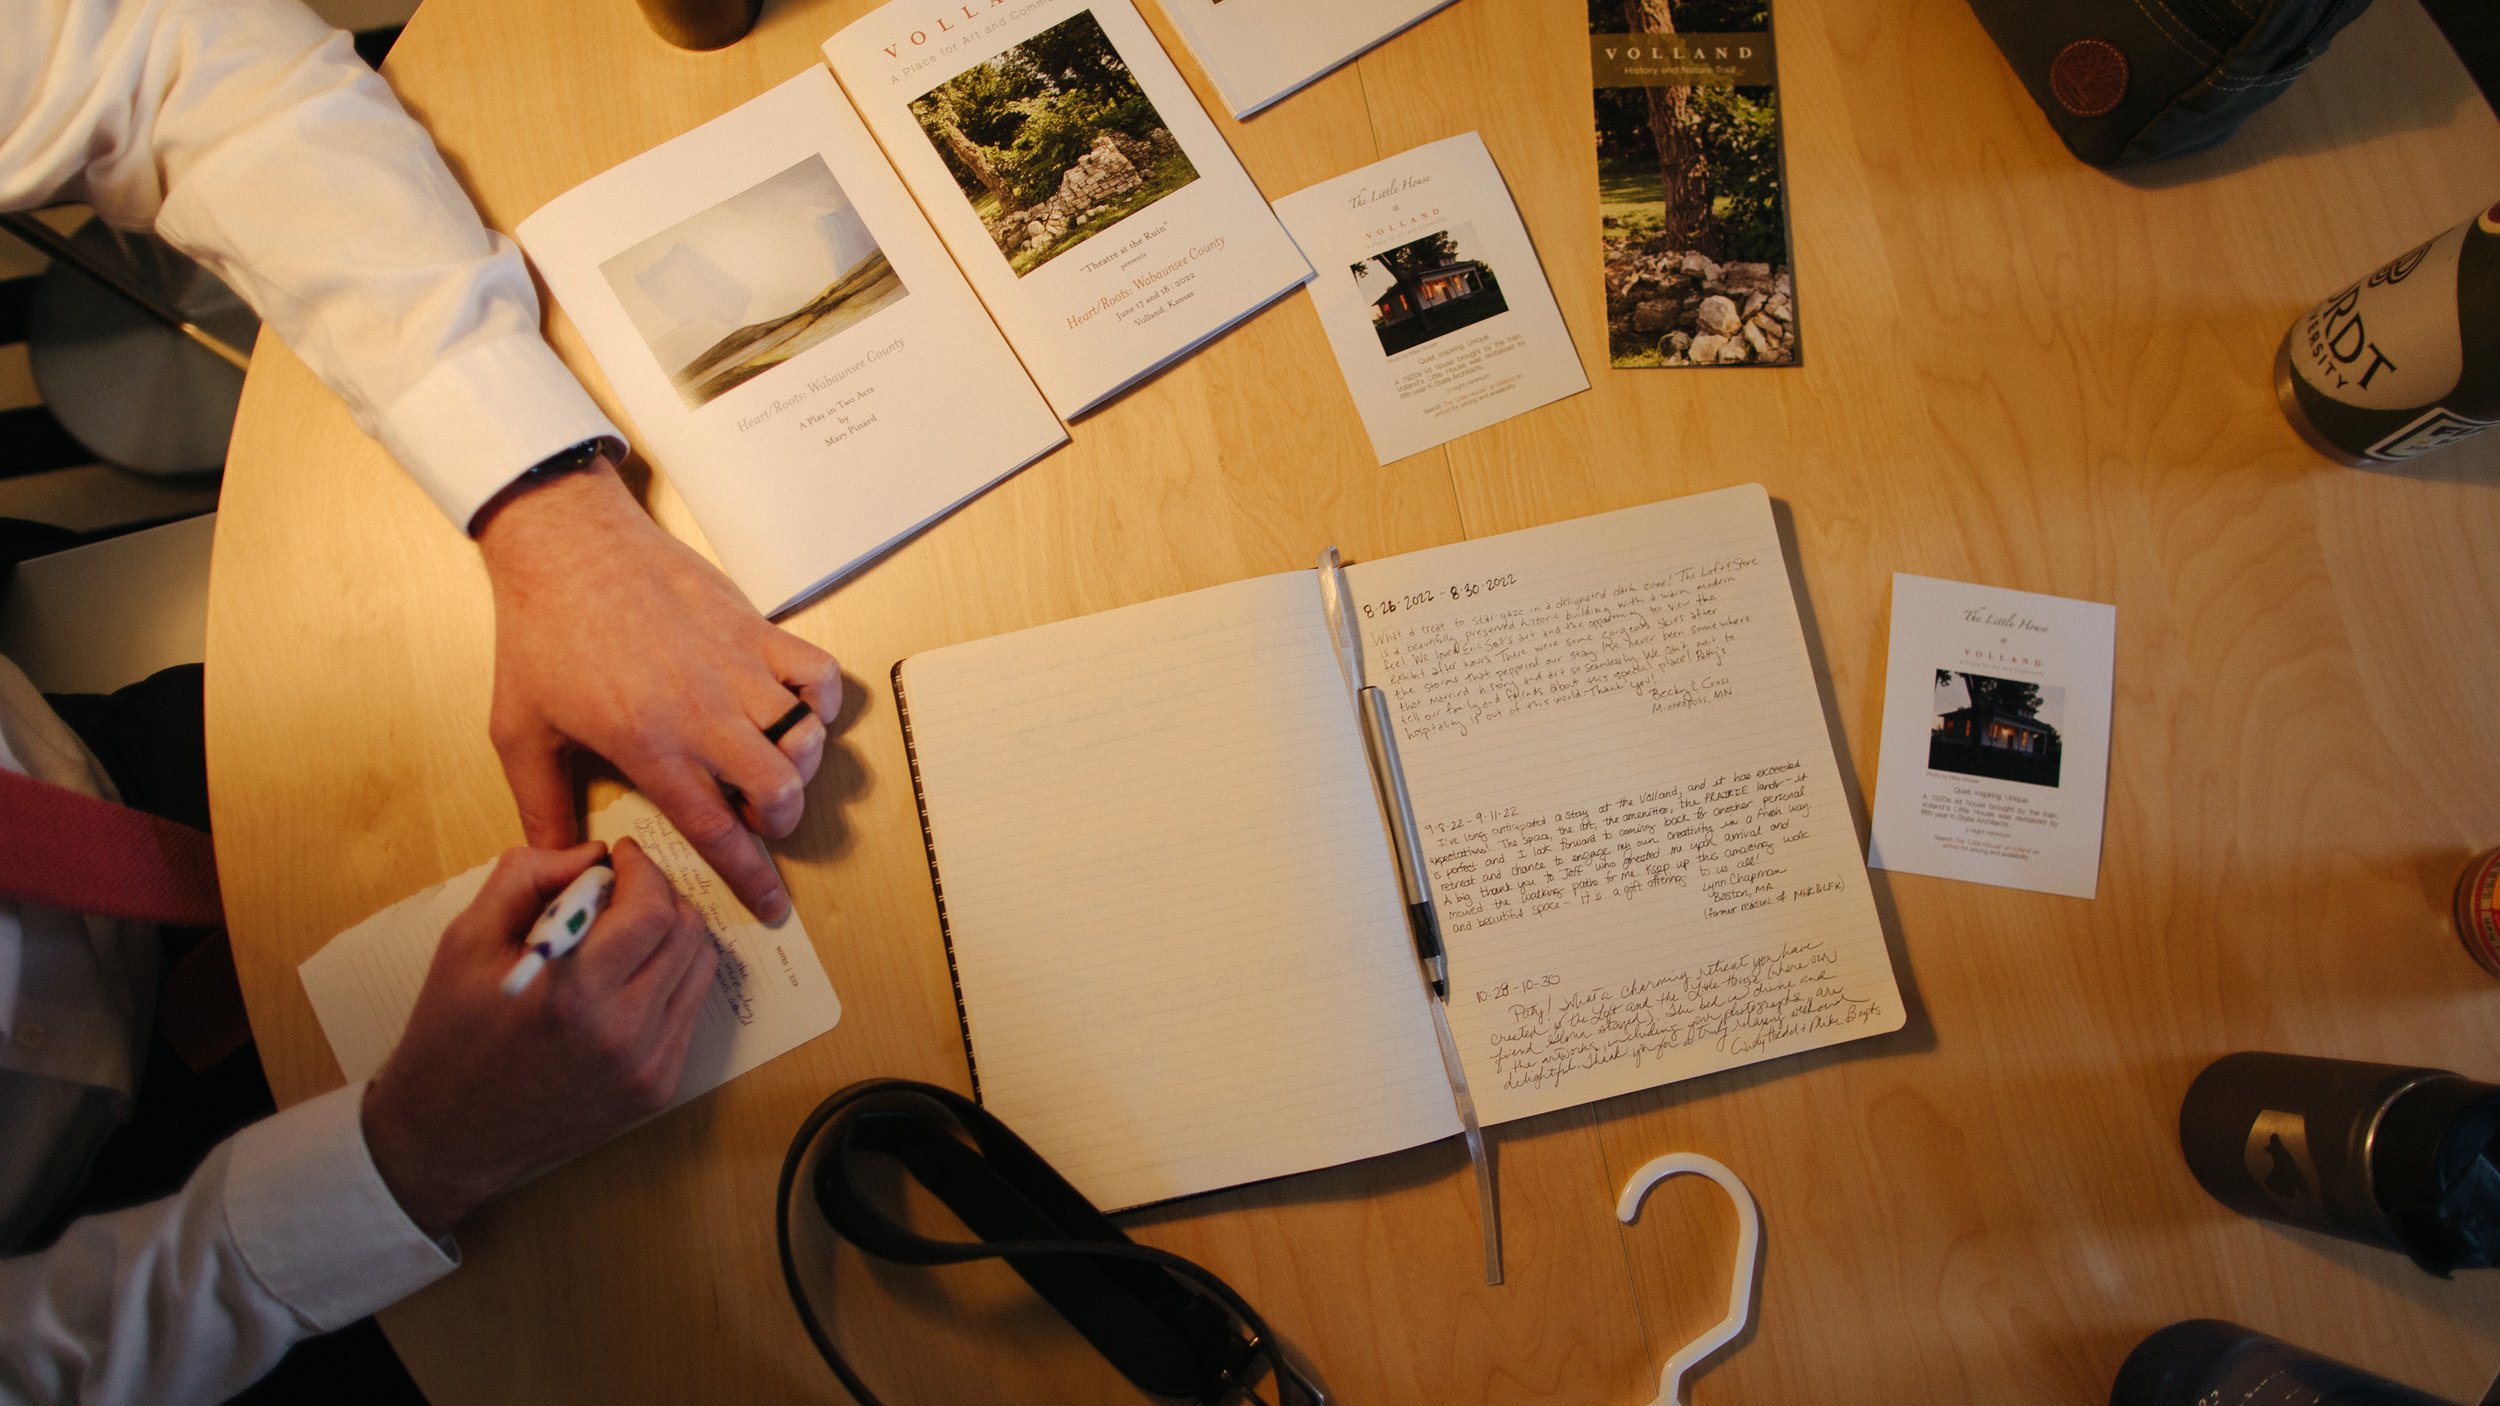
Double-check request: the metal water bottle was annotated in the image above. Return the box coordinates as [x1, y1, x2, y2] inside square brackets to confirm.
[2276, 202, 2500, 466]
[2177, 1052, 2500, 1277]
[2111, 1321, 2462, 1406]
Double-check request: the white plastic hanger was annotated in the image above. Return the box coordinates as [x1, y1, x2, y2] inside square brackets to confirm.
[1616, 1153, 1762, 1406]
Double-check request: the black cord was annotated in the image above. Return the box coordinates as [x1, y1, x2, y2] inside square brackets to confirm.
[776, 1087, 881, 1406]
[773, 1081, 1299, 1406]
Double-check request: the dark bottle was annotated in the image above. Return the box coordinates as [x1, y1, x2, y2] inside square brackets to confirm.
[2179, 1052, 2500, 1276]
[2112, 1321, 2461, 1405]
[2276, 202, 2500, 466]
[632, 0, 762, 51]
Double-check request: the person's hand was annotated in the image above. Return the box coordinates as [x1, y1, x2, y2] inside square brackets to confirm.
[361, 839, 718, 1238]
[473, 458, 841, 922]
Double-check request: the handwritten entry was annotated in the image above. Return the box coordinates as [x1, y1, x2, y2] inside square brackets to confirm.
[1345, 485, 1903, 1123]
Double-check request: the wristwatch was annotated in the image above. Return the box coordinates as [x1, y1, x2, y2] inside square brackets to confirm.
[467, 436, 620, 537]
[522, 436, 612, 482]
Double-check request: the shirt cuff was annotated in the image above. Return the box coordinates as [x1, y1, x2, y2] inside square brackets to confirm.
[370, 333, 625, 534]
[222, 1081, 458, 1333]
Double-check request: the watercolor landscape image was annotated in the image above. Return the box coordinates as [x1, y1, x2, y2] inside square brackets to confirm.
[602, 156, 908, 409]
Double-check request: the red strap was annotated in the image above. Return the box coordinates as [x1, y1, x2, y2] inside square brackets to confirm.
[0, 768, 224, 927]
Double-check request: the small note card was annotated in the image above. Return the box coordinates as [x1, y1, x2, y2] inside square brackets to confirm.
[1867, 574, 2117, 899]
[300, 794, 841, 1105]
[1271, 133, 1586, 464]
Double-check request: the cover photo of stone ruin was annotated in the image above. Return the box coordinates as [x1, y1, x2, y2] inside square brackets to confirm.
[600, 155, 908, 409]
[1592, 0, 1795, 367]
[910, 10, 1199, 277]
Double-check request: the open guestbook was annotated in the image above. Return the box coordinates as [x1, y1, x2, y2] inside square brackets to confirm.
[893, 484, 1906, 1211]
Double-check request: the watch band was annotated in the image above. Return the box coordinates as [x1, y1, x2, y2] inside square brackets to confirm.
[524, 435, 612, 481]
[466, 435, 622, 537]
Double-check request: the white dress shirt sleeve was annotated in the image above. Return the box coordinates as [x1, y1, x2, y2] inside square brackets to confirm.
[0, 1081, 457, 1406]
[0, 0, 623, 529]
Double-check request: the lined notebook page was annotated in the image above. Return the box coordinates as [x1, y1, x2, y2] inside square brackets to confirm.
[298, 868, 489, 1085]
[1345, 485, 1904, 1126]
[299, 794, 841, 1103]
[898, 570, 1458, 1211]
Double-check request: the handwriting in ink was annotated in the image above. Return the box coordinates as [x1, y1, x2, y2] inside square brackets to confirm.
[1366, 557, 1761, 741]
[1481, 940, 1883, 1092]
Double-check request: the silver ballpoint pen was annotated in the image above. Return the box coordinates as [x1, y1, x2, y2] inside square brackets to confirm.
[1360, 687, 1447, 997]
[1319, 546, 1504, 1286]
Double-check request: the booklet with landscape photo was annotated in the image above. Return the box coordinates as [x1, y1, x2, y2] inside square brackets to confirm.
[1272, 132, 1586, 463]
[519, 70, 1064, 617]
[518, 0, 1309, 615]
[1590, 0, 1797, 368]
[1149, 0, 1460, 118]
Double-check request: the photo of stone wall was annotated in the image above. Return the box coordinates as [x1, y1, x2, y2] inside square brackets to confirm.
[909, 10, 1200, 277]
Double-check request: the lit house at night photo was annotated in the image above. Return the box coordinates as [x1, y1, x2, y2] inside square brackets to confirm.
[1929, 669, 2064, 787]
[1356, 225, 1510, 355]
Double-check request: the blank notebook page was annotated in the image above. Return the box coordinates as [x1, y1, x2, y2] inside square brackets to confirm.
[898, 569, 1458, 1210]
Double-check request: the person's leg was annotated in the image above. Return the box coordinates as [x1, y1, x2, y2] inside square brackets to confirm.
[41, 664, 428, 1406]
[0, 517, 82, 579]
[41, 661, 210, 832]
[44, 663, 254, 1207]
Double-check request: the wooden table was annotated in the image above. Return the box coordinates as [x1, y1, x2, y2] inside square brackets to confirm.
[206, 0, 2500, 1400]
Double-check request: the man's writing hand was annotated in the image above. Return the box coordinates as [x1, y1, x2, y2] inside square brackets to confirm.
[473, 459, 840, 922]
[362, 840, 718, 1238]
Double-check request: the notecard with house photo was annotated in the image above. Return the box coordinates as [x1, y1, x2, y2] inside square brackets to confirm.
[1867, 574, 2117, 899]
[1272, 133, 1587, 464]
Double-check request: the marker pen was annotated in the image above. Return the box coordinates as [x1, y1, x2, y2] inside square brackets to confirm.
[501, 863, 615, 996]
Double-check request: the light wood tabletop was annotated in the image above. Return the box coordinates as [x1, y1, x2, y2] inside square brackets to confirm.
[206, 0, 2500, 1400]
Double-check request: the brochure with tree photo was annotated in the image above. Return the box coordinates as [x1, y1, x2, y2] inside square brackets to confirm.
[517, 0, 1308, 615]
[1591, 0, 1797, 368]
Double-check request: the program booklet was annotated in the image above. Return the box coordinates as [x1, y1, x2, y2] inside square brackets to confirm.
[1590, 1, 1797, 368]
[519, 0, 1310, 616]
[822, 0, 1311, 408]
[1272, 132, 1587, 463]
[1148, 0, 1460, 118]
[893, 485, 1905, 1211]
